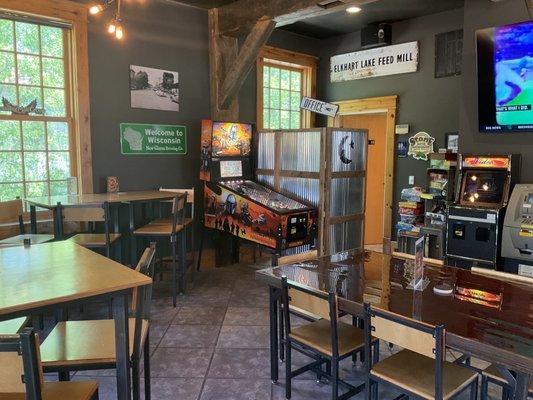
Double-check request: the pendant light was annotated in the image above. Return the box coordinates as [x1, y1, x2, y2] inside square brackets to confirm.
[88, 0, 125, 40]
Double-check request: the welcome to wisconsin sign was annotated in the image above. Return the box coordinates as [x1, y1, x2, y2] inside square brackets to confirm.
[330, 41, 419, 83]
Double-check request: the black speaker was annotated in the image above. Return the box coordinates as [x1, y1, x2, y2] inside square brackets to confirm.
[361, 23, 392, 48]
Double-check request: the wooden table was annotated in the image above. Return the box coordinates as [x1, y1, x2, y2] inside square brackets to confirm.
[0, 241, 151, 400]
[256, 249, 533, 399]
[24, 190, 177, 263]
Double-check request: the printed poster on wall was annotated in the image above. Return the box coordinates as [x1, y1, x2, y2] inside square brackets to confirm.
[120, 123, 187, 155]
[330, 41, 419, 83]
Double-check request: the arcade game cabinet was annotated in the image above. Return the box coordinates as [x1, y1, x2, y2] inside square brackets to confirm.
[502, 184, 533, 276]
[200, 120, 317, 261]
[446, 154, 520, 270]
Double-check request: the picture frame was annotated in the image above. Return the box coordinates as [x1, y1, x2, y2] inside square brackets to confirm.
[445, 132, 459, 153]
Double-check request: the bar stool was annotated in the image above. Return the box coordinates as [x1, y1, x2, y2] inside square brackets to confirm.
[133, 193, 187, 306]
[362, 303, 479, 400]
[480, 364, 532, 400]
[0, 328, 99, 399]
[0, 199, 54, 247]
[281, 277, 378, 400]
[61, 202, 121, 260]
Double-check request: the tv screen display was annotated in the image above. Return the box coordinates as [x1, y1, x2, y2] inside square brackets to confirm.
[211, 122, 252, 157]
[477, 20, 533, 132]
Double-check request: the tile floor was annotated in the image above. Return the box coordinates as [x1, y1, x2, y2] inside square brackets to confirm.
[43, 259, 503, 400]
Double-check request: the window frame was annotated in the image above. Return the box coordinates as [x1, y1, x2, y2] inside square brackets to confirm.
[256, 46, 317, 130]
[0, 0, 92, 195]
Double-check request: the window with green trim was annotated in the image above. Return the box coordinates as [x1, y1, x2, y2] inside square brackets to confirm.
[0, 17, 72, 201]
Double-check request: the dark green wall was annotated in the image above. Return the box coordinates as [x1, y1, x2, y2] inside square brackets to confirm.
[85, 0, 210, 193]
[316, 8, 464, 236]
[459, 0, 533, 181]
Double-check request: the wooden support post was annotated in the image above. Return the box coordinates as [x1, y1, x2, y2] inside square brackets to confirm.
[209, 8, 239, 120]
[209, 8, 275, 120]
[219, 18, 276, 110]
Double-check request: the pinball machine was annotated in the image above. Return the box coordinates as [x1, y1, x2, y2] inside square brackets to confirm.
[200, 120, 318, 256]
[445, 154, 520, 270]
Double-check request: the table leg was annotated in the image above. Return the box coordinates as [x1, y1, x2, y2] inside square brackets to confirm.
[129, 203, 137, 266]
[514, 373, 530, 400]
[30, 205, 37, 234]
[180, 230, 186, 293]
[269, 286, 279, 383]
[54, 206, 63, 240]
[113, 294, 131, 400]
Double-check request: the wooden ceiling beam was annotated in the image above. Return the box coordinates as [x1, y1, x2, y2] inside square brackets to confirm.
[216, 0, 379, 37]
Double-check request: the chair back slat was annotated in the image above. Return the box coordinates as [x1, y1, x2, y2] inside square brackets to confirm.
[62, 206, 105, 222]
[276, 250, 318, 266]
[171, 193, 187, 232]
[131, 243, 157, 360]
[370, 311, 439, 359]
[0, 350, 26, 393]
[0, 199, 23, 223]
[0, 329, 43, 397]
[131, 243, 157, 314]
[159, 187, 194, 203]
[288, 288, 331, 320]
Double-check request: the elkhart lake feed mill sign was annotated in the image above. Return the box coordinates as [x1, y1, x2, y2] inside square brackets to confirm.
[330, 41, 419, 82]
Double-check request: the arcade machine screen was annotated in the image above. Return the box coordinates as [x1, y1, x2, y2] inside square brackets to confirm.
[212, 122, 252, 157]
[460, 170, 508, 206]
[220, 160, 243, 178]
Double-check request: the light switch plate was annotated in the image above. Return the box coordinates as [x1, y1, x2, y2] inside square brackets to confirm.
[409, 176, 415, 185]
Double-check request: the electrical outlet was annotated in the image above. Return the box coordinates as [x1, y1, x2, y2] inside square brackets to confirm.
[409, 176, 415, 185]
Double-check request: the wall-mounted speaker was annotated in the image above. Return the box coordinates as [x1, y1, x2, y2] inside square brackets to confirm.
[361, 23, 392, 49]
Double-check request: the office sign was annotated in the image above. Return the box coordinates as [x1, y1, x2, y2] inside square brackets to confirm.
[120, 123, 187, 155]
[330, 41, 419, 82]
[300, 97, 339, 117]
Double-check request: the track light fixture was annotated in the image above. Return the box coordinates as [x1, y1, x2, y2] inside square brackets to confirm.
[88, 0, 125, 40]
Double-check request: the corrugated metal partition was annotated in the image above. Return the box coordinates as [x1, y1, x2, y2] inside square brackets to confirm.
[256, 128, 368, 256]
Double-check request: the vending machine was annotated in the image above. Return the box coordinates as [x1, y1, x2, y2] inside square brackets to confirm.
[502, 184, 533, 276]
[200, 120, 317, 253]
[445, 154, 520, 269]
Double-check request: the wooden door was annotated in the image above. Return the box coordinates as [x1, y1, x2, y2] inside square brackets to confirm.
[340, 113, 387, 246]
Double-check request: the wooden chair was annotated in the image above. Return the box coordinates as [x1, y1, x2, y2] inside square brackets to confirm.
[281, 277, 378, 400]
[61, 202, 121, 260]
[276, 250, 319, 362]
[133, 193, 187, 306]
[0, 328, 99, 400]
[363, 303, 478, 400]
[40, 244, 157, 400]
[0, 199, 54, 247]
[156, 187, 196, 274]
[480, 364, 532, 400]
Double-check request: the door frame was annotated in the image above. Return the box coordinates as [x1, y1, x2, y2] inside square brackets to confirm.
[328, 95, 397, 250]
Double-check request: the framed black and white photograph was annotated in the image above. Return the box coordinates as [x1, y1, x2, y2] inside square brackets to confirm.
[130, 65, 179, 112]
[445, 132, 459, 153]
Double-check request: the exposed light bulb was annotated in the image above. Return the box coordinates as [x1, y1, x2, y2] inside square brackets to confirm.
[107, 19, 116, 34]
[89, 4, 103, 14]
[115, 24, 124, 39]
[469, 196, 475, 203]
[471, 175, 477, 181]
[346, 6, 362, 14]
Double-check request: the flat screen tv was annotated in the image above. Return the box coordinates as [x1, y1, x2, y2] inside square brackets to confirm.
[477, 20, 533, 133]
